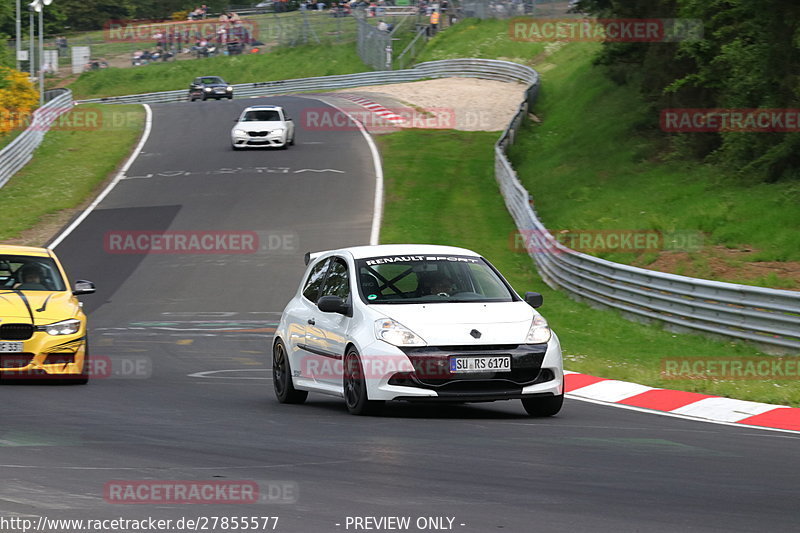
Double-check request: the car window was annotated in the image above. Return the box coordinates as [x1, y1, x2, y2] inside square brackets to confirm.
[200, 77, 224, 84]
[243, 110, 280, 122]
[356, 255, 514, 304]
[319, 258, 350, 300]
[302, 259, 330, 303]
[0, 255, 66, 292]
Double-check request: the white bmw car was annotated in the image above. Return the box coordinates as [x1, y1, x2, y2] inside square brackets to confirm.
[272, 244, 564, 416]
[231, 105, 295, 150]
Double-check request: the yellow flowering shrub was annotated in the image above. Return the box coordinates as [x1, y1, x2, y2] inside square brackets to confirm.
[0, 67, 39, 136]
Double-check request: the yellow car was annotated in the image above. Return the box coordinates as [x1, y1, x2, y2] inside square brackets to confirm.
[0, 245, 95, 383]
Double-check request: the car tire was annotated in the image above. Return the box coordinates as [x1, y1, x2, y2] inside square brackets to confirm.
[343, 348, 384, 416]
[201, 94, 207, 101]
[227, 95, 233, 100]
[232, 144, 241, 151]
[288, 136, 295, 146]
[272, 339, 307, 404]
[521, 393, 563, 417]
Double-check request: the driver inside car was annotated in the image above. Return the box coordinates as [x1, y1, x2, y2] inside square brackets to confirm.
[420, 271, 455, 297]
[13, 264, 48, 291]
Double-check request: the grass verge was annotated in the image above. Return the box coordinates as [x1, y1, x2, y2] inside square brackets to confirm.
[68, 43, 371, 99]
[377, 129, 800, 407]
[0, 105, 144, 242]
[507, 41, 800, 285]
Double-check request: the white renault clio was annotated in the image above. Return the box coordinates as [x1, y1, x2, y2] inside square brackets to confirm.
[272, 244, 564, 416]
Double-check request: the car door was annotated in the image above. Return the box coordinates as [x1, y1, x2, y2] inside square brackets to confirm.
[305, 256, 351, 389]
[288, 257, 330, 383]
[281, 109, 294, 140]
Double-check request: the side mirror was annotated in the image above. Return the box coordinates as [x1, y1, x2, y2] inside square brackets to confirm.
[233, 118, 239, 122]
[317, 295, 349, 315]
[524, 291, 543, 308]
[73, 280, 96, 295]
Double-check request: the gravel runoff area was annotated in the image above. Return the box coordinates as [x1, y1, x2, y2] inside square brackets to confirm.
[337, 77, 529, 132]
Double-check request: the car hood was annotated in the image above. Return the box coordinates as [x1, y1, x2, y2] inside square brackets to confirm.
[234, 121, 285, 131]
[370, 301, 536, 346]
[0, 290, 81, 323]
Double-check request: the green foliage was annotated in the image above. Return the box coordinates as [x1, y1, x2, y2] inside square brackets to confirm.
[580, 0, 800, 182]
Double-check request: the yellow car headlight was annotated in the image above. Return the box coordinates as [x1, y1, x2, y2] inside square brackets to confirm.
[43, 319, 81, 336]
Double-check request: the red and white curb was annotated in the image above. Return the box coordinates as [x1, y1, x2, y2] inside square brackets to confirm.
[565, 371, 800, 433]
[335, 94, 407, 125]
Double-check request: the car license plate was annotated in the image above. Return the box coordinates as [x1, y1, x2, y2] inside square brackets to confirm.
[450, 355, 511, 373]
[0, 342, 23, 353]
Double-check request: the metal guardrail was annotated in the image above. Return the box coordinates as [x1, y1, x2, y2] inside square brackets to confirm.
[56, 59, 800, 352]
[0, 88, 73, 189]
[76, 58, 533, 104]
[491, 71, 800, 354]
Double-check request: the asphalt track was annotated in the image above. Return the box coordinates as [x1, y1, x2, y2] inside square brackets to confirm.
[0, 96, 797, 533]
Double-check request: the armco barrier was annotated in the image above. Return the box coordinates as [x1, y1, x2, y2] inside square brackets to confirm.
[76, 59, 537, 105]
[0, 88, 73, 189]
[64, 60, 800, 351]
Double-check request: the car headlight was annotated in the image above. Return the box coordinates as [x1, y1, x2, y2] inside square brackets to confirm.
[226, 86, 233, 91]
[204, 87, 212, 92]
[525, 314, 551, 344]
[43, 319, 82, 336]
[270, 128, 285, 136]
[233, 129, 247, 136]
[375, 318, 426, 347]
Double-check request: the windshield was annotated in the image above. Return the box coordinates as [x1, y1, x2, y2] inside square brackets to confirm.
[200, 77, 225, 84]
[0, 255, 66, 292]
[242, 110, 281, 122]
[356, 255, 515, 304]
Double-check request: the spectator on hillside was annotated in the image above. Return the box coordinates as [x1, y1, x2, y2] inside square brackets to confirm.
[428, 9, 440, 35]
[377, 19, 389, 32]
[56, 36, 68, 57]
[201, 5, 208, 18]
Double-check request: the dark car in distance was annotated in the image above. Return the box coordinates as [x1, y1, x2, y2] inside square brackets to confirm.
[189, 76, 233, 101]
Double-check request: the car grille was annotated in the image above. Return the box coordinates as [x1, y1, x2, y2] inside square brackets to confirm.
[44, 353, 75, 365]
[398, 344, 547, 388]
[248, 131, 270, 137]
[0, 353, 34, 368]
[0, 323, 34, 340]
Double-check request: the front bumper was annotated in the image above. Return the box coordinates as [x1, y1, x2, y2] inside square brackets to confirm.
[359, 339, 563, 402]
[0, 328, 87, 380]
[232, 132, 287, 148]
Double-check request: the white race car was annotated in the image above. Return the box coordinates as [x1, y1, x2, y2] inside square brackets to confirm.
[231, 105, 295, 150]
[272, 244, 564, 416]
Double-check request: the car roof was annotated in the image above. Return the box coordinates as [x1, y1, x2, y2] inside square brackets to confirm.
[0, 244, 52, 257]
[243, 105, 282, 111]
[311, 244, 482, 262]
